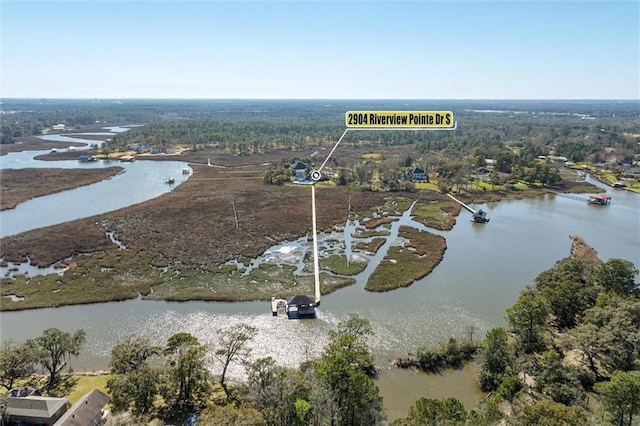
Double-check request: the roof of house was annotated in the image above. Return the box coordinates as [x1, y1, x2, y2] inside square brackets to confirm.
[54, 389, 110, 426]
[292, 161, 309, 170]
[590, 193, 612, 200]
[288, 295, 315, 306]
[7, 396, 68, 420]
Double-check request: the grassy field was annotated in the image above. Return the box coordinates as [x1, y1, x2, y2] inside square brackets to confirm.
[66, 374, 113, 404]
[20, 373, 113, 403]
[414, 181, 439, 191]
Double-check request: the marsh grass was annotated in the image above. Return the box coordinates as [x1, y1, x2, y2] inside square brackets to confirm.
[354, 238, 385, 254]
[320, 254, 367, 276]
[366, 226, 446, 292]
[411, 200, 460, 230]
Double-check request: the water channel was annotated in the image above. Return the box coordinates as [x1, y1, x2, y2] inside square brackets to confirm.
[0, 132, 191, 238]
[1, 132, 639, 419]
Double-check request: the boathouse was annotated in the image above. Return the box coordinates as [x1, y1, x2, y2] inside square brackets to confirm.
[286, 295, 316, 319]
[588, 193, 611, 205]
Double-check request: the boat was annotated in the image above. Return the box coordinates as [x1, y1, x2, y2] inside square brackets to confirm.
[471, 209, 490, 223]
[165, 176, 175, 184]
[78, 154, 97, 162]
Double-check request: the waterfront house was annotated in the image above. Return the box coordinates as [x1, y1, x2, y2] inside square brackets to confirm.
[623, 166, 640, 179]
[291, 161, 310, 182]
[151, 145, 178, 155]
[7, 395, 69, 426]
[54, 389, 110, 426]
[404, 167, 427, 182]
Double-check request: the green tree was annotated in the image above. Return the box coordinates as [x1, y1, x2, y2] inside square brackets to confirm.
[246, 356, 309, 426]
[466, 398, 503, 426]
[107, 337, 162, 416]
[581, 295, 640, 374]
[478, 327, 513, 391]
[315, 313, 382, 425]
[0, 341, 37, 391]
[393, 397, 467, 426]
[28, 328, 86, 388]
[595, 370, 640, 426]
[535, 257, 599, 329]
[495, 375, 523, 404]
[109, 336, 160, 374]
[520, 399, 587, 426]
[495, 151, 515, 174]
[536, 350, 583, 405]
[164, 332, 211, 411]
[566, 322, 603, 378]
[214, 324, 257, 401]
[592, 258, 639, 297]
[506, 287, 549, 353]
[294, 398, 312, 424]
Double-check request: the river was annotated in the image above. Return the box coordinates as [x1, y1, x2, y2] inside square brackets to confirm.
[1, 132, 639, 419]
[0, 132, 191, 238]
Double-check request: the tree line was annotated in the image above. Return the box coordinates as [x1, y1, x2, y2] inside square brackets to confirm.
[392, 249, 639, 425]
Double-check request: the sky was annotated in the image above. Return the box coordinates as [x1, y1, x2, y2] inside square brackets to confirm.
[1, 1, 638, 100]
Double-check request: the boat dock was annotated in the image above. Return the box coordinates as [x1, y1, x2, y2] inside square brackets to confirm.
[446, 193, 476, 214]
[545, 190, 611, 205]
[271, 297, 287, 317]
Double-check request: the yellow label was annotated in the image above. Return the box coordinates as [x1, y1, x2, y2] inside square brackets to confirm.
[345, 111, 454, 128]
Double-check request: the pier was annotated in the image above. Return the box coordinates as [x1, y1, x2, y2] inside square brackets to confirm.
[545, 190, 611, 205]
[446, 193, 476, 214]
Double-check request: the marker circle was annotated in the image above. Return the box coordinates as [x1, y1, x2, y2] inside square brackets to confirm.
[310, 170, 322, 181]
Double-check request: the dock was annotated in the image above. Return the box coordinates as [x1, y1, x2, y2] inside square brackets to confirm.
[446, 193, 476, 214]
[545, 190, 611, 205]
[271, 298, 287, 317]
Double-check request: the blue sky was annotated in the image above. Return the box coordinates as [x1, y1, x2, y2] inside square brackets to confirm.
[1, 1, 638, 99]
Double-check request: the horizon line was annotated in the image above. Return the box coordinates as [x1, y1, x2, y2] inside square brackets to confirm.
[2, 97, 639, 102]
